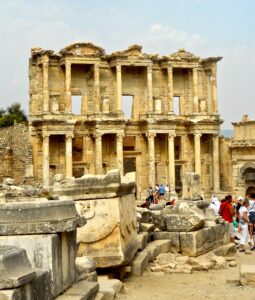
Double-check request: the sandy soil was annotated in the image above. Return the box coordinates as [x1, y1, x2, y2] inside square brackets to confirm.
[117, 251, 255, 300]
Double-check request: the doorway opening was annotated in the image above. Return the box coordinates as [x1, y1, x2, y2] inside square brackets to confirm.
[246, 186, 255, 197]
[173, 96, 180, 115]
[71, 95, 82, 115]
[124, 157, 136, 175]
[122, 95, 133, 119]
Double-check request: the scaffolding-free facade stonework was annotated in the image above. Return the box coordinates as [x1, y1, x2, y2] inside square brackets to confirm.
[28, 43, 222, 197]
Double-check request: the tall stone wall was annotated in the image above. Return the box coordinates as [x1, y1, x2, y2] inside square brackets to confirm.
[0, 123, 34, 184]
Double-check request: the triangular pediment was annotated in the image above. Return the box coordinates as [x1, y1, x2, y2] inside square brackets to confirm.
[168, 48, 200, 61]
[59, 42, 105, 57]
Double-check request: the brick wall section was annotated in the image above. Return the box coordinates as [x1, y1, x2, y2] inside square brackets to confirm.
[0, 123, 34, 184]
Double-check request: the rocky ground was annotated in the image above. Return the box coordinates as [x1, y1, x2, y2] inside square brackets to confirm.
[117, 250, 255, 300]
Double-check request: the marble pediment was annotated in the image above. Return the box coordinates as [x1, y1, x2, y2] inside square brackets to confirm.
[59, 42, 105, 57]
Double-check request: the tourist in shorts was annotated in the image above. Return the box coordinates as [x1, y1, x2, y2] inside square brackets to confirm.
[219, 195, 236, 243]
[248, 192, 255, 247]
[239, 198, 253, 252]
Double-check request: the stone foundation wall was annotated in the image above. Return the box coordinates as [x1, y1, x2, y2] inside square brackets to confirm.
[0, 123, 34, 184]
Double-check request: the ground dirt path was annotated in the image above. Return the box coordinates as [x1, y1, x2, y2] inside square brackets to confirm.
[117, 251, 255, 300]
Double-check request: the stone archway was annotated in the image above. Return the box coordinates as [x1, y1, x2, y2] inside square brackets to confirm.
[246, 186, 255, 197]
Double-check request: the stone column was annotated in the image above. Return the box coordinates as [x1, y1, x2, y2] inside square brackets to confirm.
[211, 64, 218, 113]
[81, 93, 88, 115]
[42, 56, 49, 113]
[194, 133, 202, 176]
[116, 65, 122, 112]
[94, 63, 100, 112]
[168, 133, 176, 191]
[147, 65, 153, 112]
[42, 134, 50, 187]
[65, 134, 73, 178]
[167, 66, 173, 113]
[193, 67, 199, 113]
[116, 133, 124, 175]
[147, 132, 156, 187]
[95, 133, 103, 174]
[65, 61, 71, 113]
[213, 134, 220, 191]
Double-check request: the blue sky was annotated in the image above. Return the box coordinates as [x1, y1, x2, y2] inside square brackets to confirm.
[0, 0, 254, 128]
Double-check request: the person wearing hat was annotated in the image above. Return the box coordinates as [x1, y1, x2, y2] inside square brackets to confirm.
[239, 198, 253, 252]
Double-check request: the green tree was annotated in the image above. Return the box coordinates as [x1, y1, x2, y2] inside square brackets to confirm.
[0, 102, 27, 128]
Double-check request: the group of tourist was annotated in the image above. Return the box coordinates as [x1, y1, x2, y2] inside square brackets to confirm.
[210, 193, 255, 252]
[141, 184, 175, 208]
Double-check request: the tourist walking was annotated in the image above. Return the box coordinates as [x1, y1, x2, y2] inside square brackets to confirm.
[219, 195, 236, 243]
[159, 184, 165, 199]
[248, 192, 255, 245]
[239, 198, 253, 252]
[209, 195, 220, 216]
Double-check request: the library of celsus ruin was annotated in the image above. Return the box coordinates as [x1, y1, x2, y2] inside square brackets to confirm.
[28, 43, 223, 198]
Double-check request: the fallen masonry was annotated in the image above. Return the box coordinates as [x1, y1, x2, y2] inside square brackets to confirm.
[0, 171, 239, 299]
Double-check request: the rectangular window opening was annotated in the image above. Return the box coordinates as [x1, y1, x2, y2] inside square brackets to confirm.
[173, 96, 180, 115]
[122, 95, 133, 119]
[72, 95, 82, 115]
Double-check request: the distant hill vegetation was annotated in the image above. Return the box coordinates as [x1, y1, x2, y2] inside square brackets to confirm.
[0, 102, 27, 127]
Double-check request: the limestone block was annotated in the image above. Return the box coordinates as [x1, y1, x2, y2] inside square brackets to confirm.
[0, 232, 76, 298]
[165, 202, 205, 232]
[77, 194, 137, 268]
[213, 243, 237, 257]
[0, 200, 85, 235]
[143, 240, 171, 261]
[3, 178, 15, 185]
[65, 280, 99, 299]
[152, 231, 180, 252]
[98, 279, 123, 300]
[137, 232, 149, 251]
[137, 208, 166, 230]
[240, 265, 255, 286]
[131, 252, 150, 276]
[156, 253, 176, 265]
[0, 246, 35, 289]
[31, 269, 52, 300]
[75, 256, 97, 282]
[180, 223, 227, 256]
[182, 172, 201, 201]
[140, 223, 155, 234]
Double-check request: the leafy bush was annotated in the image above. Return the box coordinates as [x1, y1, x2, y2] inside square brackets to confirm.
[0, 102, 27, 127]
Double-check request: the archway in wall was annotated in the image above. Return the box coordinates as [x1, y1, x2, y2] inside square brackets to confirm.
[246, 186, 255, 197]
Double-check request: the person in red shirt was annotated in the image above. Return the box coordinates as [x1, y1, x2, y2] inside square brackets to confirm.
[219, 195, 236, 243]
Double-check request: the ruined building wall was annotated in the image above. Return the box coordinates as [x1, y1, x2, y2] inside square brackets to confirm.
[219, 137, 232, 192]
[0, 123, 33, 184]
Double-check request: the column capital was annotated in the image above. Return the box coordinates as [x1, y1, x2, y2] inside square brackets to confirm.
[93, 132, 102, 139]
[116, 64, 122, 72]
[194, 132, 202, 138]
[42, 133, 50, 140]
[147, 64, 152, 72]
[66, 133, 74, 139]
[168, 132, 176, 139]
[116, 132, 124, 140]
[146, 132, 156, 139]
[42, 54, 49, 64]
[65, 61, 71, 67]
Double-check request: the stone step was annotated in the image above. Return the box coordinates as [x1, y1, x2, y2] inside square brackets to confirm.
[98, 279, 124, 300]
[137, 232, 149, 251]
[56, 280, 99, 300]
[140, 223, 155, 233]
[143, 240, 171, 261]
[131, 252, 150, 276]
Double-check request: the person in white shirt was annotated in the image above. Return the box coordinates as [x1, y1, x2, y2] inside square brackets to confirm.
[239, 198, 253, 252]
[248, 192, 255, 246]
[209, 195, 220, 216]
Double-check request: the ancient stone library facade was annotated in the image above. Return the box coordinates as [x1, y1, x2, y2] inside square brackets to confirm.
[27, 42, 223, 198]
[1, 42, 254, 197]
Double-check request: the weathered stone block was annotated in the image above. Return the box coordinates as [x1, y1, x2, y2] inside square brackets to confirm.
[240, 265, 255, 286]
[64, 280, 99, 299]
[77, 192, 138, 268]
[0, 232, 76, 298]
[137, 232, 149, 251]
[131, 252, 150, 276]
[182, 172, 201, 201]
[165, 202, 205, 232]
[152, 231, 180, 252]
[0, 246, 35, 289]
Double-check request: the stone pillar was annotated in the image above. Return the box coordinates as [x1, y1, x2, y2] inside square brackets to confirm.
[193, 67, 199, 113]
[94, 63, 100, 112]
[168, 133, 176, 191]
[147, 132, 156, 187]
[65, 61, 71, 113]
[116, 65, 122, 112]
[95, 133, 103, 174]
[213, 134, 220, 191]
[147, 65, 153, 112]
[42, 56, 49, 113]
[211, 64, 218, 113]
[116, 133, 124, 175]
[167, 66, 173, 113]
[65, 134, 73, 179]
[42, 134, 50, 187]
[81, 93, 88, 115]
[194, 133, 202, 176]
